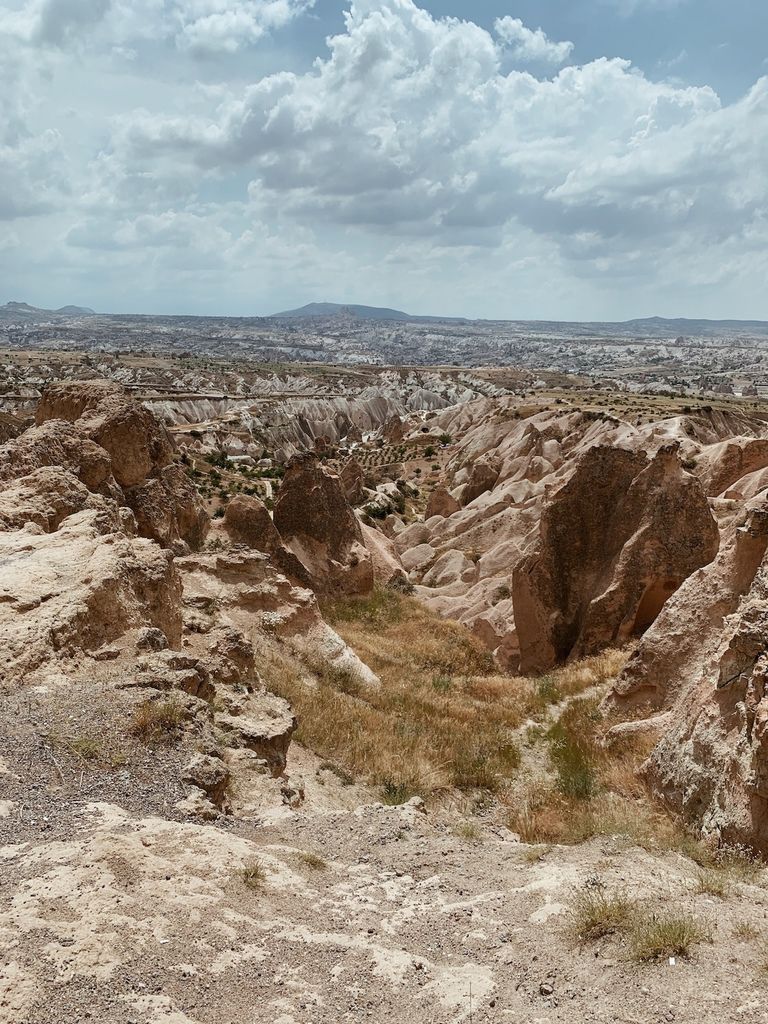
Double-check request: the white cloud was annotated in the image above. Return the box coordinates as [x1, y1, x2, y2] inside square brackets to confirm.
[0, 0, 111, 46]
[1, 0, 767, 318]
[494, 16, 573, 65]
[174, 0, 315, 54]
[0, 38, 69, 220]
[0, 0, 313, 52]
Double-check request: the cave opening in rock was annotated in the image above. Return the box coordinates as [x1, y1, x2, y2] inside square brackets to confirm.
[632, 577, 681, 635]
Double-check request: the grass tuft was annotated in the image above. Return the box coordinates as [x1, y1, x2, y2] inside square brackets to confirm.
[453, 821, 483, 842]
[239, 859, 268, 890]
[381, 778, 414, 805]
[567, 880, 638, 941]
[695, 868, 730, 898]
[630, 911, 712, 962]
[297, 851, 327, 871]
[130, 699, 185, 743]
[733, 921, 762, 942]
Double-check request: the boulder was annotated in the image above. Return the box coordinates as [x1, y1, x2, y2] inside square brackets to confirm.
[425, 484, 460, 520]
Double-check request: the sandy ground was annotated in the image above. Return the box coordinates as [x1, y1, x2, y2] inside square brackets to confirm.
[3, 711, 768, 1024]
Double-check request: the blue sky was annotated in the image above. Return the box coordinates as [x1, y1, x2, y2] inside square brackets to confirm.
[1, 0, 767, 320]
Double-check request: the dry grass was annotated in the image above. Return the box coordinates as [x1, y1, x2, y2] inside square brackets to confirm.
[267, 590, 526, 798]
[296, 851, 327, 871]
[567, 881, 639, 941]
[453, 821, 483, 842]
[733, 922, 762, 942]
[266, 589, 632, 815]
[629, 911, 712, 962]
[506, 678, 685, 852]
[239, 859, 268, 890]
[695, 868, 730, 898]
[130, 699, 185, 743]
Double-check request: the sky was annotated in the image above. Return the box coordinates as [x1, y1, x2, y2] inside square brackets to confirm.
[1, 0, 767, 320]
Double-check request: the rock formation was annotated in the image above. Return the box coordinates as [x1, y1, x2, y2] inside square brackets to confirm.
[1, 380, 208, 552]
[459, 453, 501, 506]
[425, 484, 460, 520]
[398, 403, 750, 672]
[513, 444, 720, 673]
[607, 501, 768, 852]
[274, 453, 374, 596]
[340, 457, 366, 504]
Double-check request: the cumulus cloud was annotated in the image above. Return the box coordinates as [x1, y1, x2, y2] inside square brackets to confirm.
[174, 0, 315, 54]
[115, 0, 759, 270]
[0, 41, 69, 219]
[494, 16, 573, 65]
[1, 0, 767, 317]
[1, 0, 313, 51]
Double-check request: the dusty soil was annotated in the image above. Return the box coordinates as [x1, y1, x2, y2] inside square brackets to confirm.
[3, 676, 768, 1024]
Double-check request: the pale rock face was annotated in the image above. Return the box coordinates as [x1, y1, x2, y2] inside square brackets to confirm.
[0, 509, 181, 683]
[176, 547, 379, 689]
[0, 466, 100, 532]
[401, 543, 436, 575]
[692, 436, 768, 498]
[607, 502, 768, 851]
[360, 522, 408, 589]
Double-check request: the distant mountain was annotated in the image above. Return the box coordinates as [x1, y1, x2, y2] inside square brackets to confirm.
[271, 302, 413, 322]
[0, 301, 96, 322]
[619, 316, 768, 335]
[55, 304, 96, 316]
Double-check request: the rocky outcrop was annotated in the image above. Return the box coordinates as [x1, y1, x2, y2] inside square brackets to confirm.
[693, 437, 768, 498]
[35, 380, 175, 488]
[383, 414, 405, 443]
[222, 494, 313, 584]
[459, 453, 501, 506]
[513, 444, 719, 673]
[18, 380, 209, 552]
[340, 458, 366, 505]
[274, 453, 374, 596]
[607, 502, 768, 851]
[224, 494, 283, 552]
[425, 484, 460, 520]
[0, 509, 182, 683]
[361, 523, 409, 589]
[399, 401, 738, 669]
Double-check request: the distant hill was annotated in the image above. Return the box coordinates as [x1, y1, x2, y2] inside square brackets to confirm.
[0, 301, 96, 322]
[271, 302, 413, 322]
